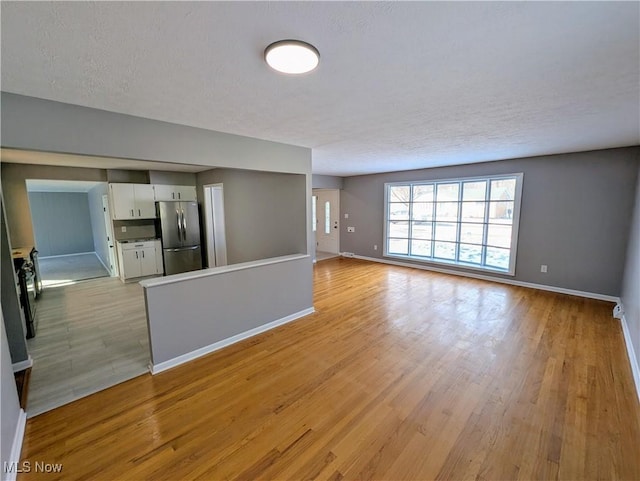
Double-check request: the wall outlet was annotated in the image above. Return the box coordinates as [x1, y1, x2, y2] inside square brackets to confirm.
[342, 252, 355, 258]
[347, 226, 355, 233]
[374, 244, 378, 250]
[121, 226, 127, 232]
[540, 264, 547, 273]
[613, 304, 624, 319]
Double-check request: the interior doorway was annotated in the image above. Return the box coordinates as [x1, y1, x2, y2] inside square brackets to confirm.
[313, 189, 340, 258]
[203, 184, 228, 268]
[26, 179, 111, 287]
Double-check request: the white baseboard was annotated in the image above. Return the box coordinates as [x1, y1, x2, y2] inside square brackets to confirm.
[5, 409, 27, 481]
[39, 251, 95, 259]
[149, 307, 315, 374]
[620, 313, 640, 403]
[349, 254, 619, 303]
[12, 355, 33, 373]
[94, 251, 110, 272]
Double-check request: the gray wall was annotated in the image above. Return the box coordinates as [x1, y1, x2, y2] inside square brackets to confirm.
[28, 192, 94, 256]
[1, 93, 311, 175]
[1, 312, 23, 477]
[143, 255, 313, 366]
[1, 92, 312, 259]
[313, 174, 344, 190]
[1, 196, 29, 364]
[196, 168, 307, 265]
[0, 162, 106, 249]
[106, 169, 149, 184]
[621, 161, 640, 378]
[149, 170, 196, 186]
[87, 183, 109, 268]
[341, 147, 639, 297]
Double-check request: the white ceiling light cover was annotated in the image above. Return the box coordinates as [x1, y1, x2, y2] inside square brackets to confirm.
[265, 40, 319, 74]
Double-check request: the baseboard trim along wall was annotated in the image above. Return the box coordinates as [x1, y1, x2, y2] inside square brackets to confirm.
[95, 251, 111, 274]
[5, 409, 27, 481]
[38, 251, 95, 259]
[347, 254, 620, 303]
[12, 355, 33, 373]
[149, 307, 315, 374]
[620, 313, 640, 403]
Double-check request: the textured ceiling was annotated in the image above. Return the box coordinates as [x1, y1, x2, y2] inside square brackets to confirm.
[1, 1, 638, 176]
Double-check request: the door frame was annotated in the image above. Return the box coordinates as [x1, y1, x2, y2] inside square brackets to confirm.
[203, 183, 227, 268]
[312, 188, 340, 255]
[102, 194, 118, 277]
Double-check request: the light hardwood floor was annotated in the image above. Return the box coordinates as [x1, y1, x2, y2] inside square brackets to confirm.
[26, 276, 150, 417]
[19, 258, 640, 480]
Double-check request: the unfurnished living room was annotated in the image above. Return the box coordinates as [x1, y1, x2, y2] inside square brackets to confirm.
[1, 2, 639, 481]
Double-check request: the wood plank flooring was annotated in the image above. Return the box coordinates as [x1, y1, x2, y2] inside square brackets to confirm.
[39, 253, 110, 287]
[18, 257, 640, 480]
[26, 276, 150, 417]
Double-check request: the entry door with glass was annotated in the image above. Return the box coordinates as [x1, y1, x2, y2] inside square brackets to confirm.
[314, 189, 340, 254]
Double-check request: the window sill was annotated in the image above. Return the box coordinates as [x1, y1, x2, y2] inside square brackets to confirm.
[383, 253, 515, 276]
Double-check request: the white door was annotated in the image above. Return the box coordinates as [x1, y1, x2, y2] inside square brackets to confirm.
[314, 189, 340, 254]
[102, 195, 118, 277]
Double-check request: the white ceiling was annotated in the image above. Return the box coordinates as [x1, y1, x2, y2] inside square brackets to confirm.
[1, 2, 638, 176]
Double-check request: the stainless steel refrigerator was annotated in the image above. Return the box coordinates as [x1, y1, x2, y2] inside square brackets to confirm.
[157, 201, 202, 275]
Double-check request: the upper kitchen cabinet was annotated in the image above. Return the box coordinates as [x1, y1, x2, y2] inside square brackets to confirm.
[109, 183, 156, 220]
[153, 184, 197, 202]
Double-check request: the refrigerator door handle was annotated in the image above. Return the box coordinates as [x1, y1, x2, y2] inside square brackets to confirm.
[165, 246, 200, 252]
[181, 210, 186, 241]
[176, 209, 182, 241]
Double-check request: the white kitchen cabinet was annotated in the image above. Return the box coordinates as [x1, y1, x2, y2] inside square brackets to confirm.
[117, 240, 163, 281]
[121, 247, 142, 279]
[153, 184, 197, 202]
[109, 183, 157, 220]
[134, 184, 156, 218]
[139, 246, 158, 276]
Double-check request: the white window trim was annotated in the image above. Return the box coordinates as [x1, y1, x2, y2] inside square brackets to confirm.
[383, 173, 524, 276]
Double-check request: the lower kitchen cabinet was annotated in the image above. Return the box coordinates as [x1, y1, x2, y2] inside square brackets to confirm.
[117, 240, 163, 281]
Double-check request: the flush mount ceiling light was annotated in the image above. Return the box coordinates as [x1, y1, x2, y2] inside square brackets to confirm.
[264, 40, 320, 74]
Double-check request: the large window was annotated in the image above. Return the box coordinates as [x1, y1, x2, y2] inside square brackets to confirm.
[384, 173, 523, 275]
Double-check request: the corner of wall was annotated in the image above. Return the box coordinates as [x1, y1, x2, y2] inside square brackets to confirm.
[620, 310, 640, 403]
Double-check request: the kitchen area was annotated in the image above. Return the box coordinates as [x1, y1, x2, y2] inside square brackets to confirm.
[109, 181, 205, 282]
[1, 152, 307, 416]
[0, 163, 215, 416]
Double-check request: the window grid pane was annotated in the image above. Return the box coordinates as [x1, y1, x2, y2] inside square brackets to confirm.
[385, 175, 521, 273]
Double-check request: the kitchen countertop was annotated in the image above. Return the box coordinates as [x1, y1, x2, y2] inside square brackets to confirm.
[11, 245, 35, 259]
[117, 238, 159, 243]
